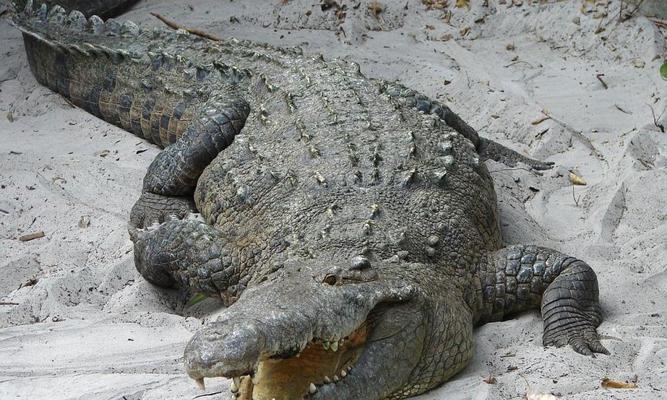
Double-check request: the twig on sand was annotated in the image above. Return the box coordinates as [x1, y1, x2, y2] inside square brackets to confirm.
[489, 167, 544, 177]
[151, 12, 222, 42]
[647, 104, 665, 133]
[0, 302, 19, 306]
[504, 60, 534, 68]
[541, 110, 607, 163]
[596, 73, 608, 90]
[192, 391, 223, 399]
[614, 104, 632, 114]
[648, 17, 667, 28]
[572, 185, 580, 207]
[19, 231, 45, 241]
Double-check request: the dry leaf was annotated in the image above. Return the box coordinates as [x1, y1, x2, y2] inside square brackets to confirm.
[601, 378, 638, 389]
[483, 375, 497, 384]
[568, 171, 587, 186]
[422, 0, 449, 10]
[368, 1, 384, 18]
[456, 0, 470, 9]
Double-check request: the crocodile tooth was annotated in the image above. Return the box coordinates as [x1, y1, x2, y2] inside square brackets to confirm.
[47, 5, 66, 23]
[23, 0, 33, 16]
[121, 20, 139, 37]
[333, 375, 339, 382]
[230, 380, 238, 393]
[324, 376, 331, 384]
[88, 15, 104, 34]
[194, 378, 205, 390]
[104, 18, 121, 36]
[347, 365, 352, 371]
[309, 383, 317, 394]
[330, 341, 338, 352]
[340, 370, 347, 378]
[37, 4, 47, 21]
[322, 341, 330, 350]
[67, 10, 86, 30]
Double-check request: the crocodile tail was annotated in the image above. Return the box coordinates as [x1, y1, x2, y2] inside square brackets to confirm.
[13, 1, 232, 148]
[13, 0, 139, 18]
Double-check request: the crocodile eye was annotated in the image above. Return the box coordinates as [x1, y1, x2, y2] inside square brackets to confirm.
[323, 274, 337, 286]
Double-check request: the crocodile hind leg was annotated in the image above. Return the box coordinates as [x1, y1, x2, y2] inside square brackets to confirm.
[378, 81, 554, 170]
[133, 216, 244, 305]
[475, 245, 608, 356]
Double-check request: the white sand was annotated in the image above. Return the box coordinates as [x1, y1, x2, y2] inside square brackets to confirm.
[0, 0, 665, 399]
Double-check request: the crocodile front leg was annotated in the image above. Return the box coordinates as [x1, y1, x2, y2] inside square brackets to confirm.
[129, 96, 250, 231]
[379, 81, 554, 170]
[133, 217, 244, 305]
[475, 245, 608, 356]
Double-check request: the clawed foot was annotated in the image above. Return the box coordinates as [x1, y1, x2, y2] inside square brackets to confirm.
[479, 138, 554, 171]
[128, 192, 197, 233]
[544, 324, 609, 357]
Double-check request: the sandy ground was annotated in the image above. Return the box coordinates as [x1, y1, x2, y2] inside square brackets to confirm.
[0, 0, 665, 399]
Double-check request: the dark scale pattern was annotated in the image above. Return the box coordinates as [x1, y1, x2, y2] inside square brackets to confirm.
[14, 4, 607, 399]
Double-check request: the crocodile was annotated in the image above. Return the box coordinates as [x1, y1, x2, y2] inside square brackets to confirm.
[12, 2, 609, 399]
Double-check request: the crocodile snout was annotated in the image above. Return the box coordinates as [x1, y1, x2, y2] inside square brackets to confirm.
[185, 319, 266, 379]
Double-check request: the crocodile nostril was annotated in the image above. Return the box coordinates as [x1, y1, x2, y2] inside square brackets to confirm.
[350, 255, 371, 271]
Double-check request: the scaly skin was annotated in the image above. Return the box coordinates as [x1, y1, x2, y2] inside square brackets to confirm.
[13, 2, 607, 399]
[14, 0, 139, 18]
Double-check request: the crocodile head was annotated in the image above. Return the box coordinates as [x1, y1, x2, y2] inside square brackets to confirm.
[184, 256, 420, 399]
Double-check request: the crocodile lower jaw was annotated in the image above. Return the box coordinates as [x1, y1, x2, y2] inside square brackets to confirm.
[200, 323, 368, 400]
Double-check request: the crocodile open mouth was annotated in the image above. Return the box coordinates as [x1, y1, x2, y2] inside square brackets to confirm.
[202, 323, 368, 400]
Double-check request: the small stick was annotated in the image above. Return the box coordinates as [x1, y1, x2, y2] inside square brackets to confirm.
[647, 104, 665, 133]
[648, 17, 667, 28]
[614, 104, 632, 114]
[0, 302, 19, 306]
[192, 391, 223, 399]
[531, 115, 551, 125]
[504, 60, 534, 68]
[19, 231, 45, 242]
[572, 185, 580, 207]
[151, 12, 222, 42]
[489, 167, 544, 176]
[596, 73, 608, 90]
